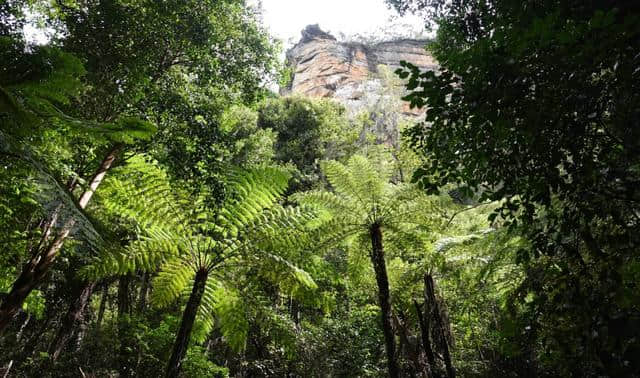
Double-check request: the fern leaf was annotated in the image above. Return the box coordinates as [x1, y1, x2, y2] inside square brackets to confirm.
[214, 289, 248, 352]
[151, 257, 196, 308]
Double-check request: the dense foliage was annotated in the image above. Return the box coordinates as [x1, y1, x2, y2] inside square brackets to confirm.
[392, 0, 640, 375]
[0, 0, 638, 377]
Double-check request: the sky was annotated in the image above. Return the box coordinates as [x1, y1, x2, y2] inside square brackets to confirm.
[256, 0, 426, 48]
[25, 1, 426, 48]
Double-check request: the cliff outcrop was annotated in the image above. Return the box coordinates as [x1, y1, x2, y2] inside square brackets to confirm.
[283, 25, 437, 114]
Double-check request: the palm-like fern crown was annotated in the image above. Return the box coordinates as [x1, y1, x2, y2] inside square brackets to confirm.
[83, 156, 317, 349]
[293, 155, 440, 249]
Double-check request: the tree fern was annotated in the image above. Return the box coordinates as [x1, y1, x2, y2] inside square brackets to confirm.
[293, 154, 445, 377]
[82, 156, 318, 376]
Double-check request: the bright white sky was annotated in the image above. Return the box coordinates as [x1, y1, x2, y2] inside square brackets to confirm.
[257, 0, 426, 48]
[25, 1, 426, 48]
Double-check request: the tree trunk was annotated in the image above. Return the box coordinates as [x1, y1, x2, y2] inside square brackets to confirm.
[166, 269, 209, 378]
[0, 231, 69, 333]
[118, 275, 133, 377]
[0, 144, 122, 333]
[424, 275, 455, 378]
[96, 284, 108, 329]
[19, 308, 55, 359]
[118, 276, 131, 318]
[48, 281, 96, 361]
[369, 224, 399, 378]
[415, 300, 439, 378]
[15, 313, 31, 342]
[77, 144, 123, 209]
[137, 273, 150, 312]
[393, 311, 430, 378]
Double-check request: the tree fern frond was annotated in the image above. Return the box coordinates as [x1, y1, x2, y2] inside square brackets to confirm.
[192, 278, 223, 343]
[217, 166, 290, 230]
[256, 251, 317, 291]
[213, 288, 249, 352]
[434, 229, 494, 254]
[245, 205, 318, 254]
[100, 156, 191, 233]
[290, 190, 355, 216]
[305, 217, 362, 252]
[348, 154, 389, 201]
[321, 155, 390, 208]
[81, 228, 184, 279]
[321, 159, 366, 206]
[151, 257, 196, 308]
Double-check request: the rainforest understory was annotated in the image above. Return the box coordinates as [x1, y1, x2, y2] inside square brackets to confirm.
[1, 0, 639, 377]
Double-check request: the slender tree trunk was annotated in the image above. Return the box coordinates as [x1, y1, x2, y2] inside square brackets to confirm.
[19, 308, 54, 359]
[96, 284, 108, 329]
[166, 269, 209, 378]
[48, 281, 96, 361]
[424, 275, 455, 378]
[415, 300, 438, 378]
[77, 144, 123, 209]
[15, 313, 31, 342]
[74, 311, 88, 352]
[118, 276, 131, 318]
[0, 231, 68, 333]
[118, 275, 133, 377]
[0, 145, 122, 333]
[369, 223, 399, 378]
[393, 312, 430, 378]
[135, 274, 150, 376]
[137, 273, 150, 312]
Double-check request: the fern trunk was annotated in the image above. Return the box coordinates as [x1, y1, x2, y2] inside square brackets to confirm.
[48, 280, 96, 361]
[0, 144, 122, 333]
[166, 268, 209, 378]
[369, 223, 399, 378]
[415, 300, 439, 378]
[424, 274, 455, 378]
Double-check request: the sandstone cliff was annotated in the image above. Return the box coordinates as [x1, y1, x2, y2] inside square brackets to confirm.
[282, 25, 437, 114]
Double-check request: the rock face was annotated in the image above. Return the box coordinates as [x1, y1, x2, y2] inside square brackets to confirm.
[283, 25, 437, 114]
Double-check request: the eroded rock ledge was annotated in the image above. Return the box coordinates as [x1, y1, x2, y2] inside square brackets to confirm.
[283, 24, 437, 112]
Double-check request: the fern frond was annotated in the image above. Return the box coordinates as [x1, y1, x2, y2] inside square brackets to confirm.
[217, 166, 290, 230]
[101, 156, 191, 233]
[193, 278, 223, 342]
[81, 228, 184, 279]
[250, 250, 318, 295]
[435, 229, 494, 254]
[322, 155, 389, 208]
[213, 289, 249, 352]
[348, 154, 388, 201]
[151, 257, 196, 308]
[245, 205, 317, 254]
[321, 159, 364, 205]
[290, 190, 355, 216]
